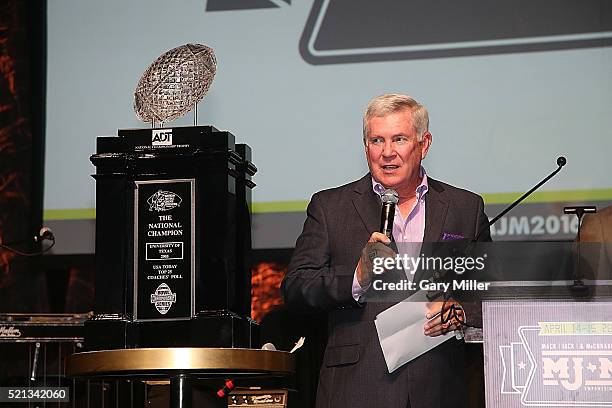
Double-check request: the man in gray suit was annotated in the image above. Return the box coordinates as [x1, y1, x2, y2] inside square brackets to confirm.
[282, 94, 491, 407]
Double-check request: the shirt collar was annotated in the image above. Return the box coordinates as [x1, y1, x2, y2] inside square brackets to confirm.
[371, 166, 429, 201]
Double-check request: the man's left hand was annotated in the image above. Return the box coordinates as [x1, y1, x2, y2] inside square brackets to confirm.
[423, 299, 464, 337]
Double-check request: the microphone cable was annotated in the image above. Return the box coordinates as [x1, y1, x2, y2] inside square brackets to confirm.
[0, 228, 56, 257]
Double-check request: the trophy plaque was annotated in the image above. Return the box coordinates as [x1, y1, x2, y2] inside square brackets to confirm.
[134, 178, 195, 321]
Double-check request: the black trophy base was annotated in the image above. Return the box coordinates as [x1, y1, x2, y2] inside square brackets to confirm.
[84, 311, 256, 351]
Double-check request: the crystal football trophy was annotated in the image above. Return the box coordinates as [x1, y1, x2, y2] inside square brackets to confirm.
[88, 44, 256, 350]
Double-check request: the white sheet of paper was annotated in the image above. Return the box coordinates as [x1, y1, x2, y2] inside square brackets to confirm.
[374, 290, 453, 373]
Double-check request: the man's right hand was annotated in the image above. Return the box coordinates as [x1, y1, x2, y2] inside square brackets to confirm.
[356, 232, 396, 288]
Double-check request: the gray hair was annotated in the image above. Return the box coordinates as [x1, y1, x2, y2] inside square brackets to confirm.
[362, 93, 429, 144]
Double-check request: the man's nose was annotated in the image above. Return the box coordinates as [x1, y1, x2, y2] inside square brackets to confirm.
[382, 140, 396, 157]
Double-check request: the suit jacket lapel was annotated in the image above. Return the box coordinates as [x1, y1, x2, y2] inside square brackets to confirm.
[352, 174, 381, 235]
[423, 178, 449, 242]
[414, 179, 449, 283]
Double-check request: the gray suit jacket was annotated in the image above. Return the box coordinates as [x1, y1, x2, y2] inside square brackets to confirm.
[282, 174, 491, 408]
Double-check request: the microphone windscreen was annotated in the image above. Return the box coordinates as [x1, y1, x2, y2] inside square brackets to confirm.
[381, 189, 399, 204]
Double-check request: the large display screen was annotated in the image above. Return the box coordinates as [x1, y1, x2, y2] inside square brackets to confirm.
[45, 0, 612, 252]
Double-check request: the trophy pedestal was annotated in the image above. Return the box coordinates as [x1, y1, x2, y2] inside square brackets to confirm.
[84, 311, 255, 349]
[88, 126, 256, 350]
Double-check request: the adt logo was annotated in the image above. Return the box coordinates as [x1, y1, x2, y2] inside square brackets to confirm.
[152, 129, 173, 146]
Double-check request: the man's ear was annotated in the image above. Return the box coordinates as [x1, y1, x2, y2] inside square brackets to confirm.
[421, 131, 432, 159]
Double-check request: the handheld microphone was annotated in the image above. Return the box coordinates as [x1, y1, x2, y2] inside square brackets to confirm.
[380, 189, 399, 239]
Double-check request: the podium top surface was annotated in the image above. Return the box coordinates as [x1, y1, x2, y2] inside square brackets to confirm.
[67, 348, 295, 378]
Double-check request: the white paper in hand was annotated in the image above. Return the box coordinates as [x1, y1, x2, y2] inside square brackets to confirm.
[374, 290, 453, 373]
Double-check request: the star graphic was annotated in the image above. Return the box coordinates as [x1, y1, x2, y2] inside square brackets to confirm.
[587, 363, 597, 373]
[518, 361, 526, 370]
